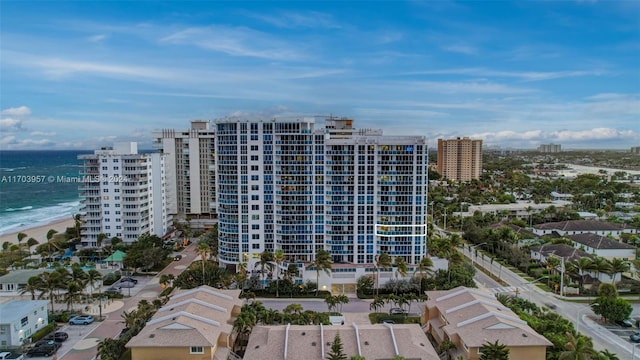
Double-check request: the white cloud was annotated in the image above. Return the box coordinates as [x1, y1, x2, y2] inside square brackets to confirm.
[245, 11, 341, 29]
[88, 34, 107, 42]
[0, 118, 25, 132]
[469, 127, 638, 146]
[30, 131, 56, 136]
[408, 68, 604, 81]
[160, 26, 305, 61]
[1, 106, 31, 116]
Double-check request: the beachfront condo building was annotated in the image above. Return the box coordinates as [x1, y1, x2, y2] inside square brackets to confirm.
[153, 121, 217, 223]
[215, 116, 428, 270]
[436, 137, 483, 182]
[538, 143, 562, 153]
[78, 142, 172, 246]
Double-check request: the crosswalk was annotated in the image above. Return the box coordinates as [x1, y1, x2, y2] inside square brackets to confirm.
[486, 286, 527, 294]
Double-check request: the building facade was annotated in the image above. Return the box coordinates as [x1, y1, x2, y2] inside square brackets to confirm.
[153, 121, 217, 220]
[0, 300, 49, 348]
[79, 142, 171, 246]
[215, 117, 428, 269]
[436, 137, 482, 182]
[538, 143, 562, 153]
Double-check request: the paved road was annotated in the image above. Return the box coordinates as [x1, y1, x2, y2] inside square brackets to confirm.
[460, 245, 635, 358]
[59, 241, 199, 360]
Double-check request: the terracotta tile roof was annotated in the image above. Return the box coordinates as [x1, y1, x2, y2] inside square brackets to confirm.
[425, 287, 552, 349]
[244, 324, 440, 360]
[567, 233, 636, 250]
[126, 286, 242, 349]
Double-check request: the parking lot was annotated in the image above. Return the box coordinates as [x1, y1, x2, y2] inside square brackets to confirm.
[604, 323, 640, 345]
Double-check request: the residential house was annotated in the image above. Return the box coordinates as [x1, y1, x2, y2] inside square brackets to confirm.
[126, 286, 242, 360]
[532, 220, 637, 238]
[0, 269, 46, 297]
[243, 323, 440, 360]
[423, 287, 552, 360]
[566, 233, 636, 262]
[0, 300, 49, 348]
[529, 243, 592, 265]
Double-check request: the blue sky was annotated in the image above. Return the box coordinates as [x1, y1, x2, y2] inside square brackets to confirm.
[1, 1, 638, 150]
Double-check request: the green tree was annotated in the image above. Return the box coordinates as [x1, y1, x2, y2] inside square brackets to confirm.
[19, 276, 42, 300]
[479, 340, 509, 360]
[608, 258, 629, 283]
[308, 249, 332, 295]
[592, 297, 632, 323]
[86, 269, 103, 295]
[327, 332, 347, 360]
[598, 349, 620, 360]
[64, 281, 83, 311]
[274, 250, 285, 297]
[97, 338, 124, 360]
[258, 250, 275, 286]
[196, 242, 211, 285]
[558, 332, 598, 360]
[17, 232, 27, 250]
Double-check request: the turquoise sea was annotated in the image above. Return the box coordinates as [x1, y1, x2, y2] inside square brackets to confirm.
[0, 150, 86, 234]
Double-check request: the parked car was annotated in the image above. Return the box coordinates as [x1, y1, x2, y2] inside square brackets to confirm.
[116, 280, 136, 289]
[173, 254, 183, 261]
[44, 331, 68, 343]
[379, 319, 395, 324]
[631, 332, 640, 343]
[104, 287, 121, 294]
[121, 277, 138, 284]
[69, 315, 95, 325]
[0, 352, 24, 360]
[617, 319, 634, 328]
[33, 339, 59, 349]
[389, 308, 407, 316]
[26, 345, 57, 357]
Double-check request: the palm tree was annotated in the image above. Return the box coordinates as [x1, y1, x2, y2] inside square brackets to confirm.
[26, 237, 38, 254]
[196, 242, 211, 286]
[86, 269, 102, 295]
[20, 276, 42, 300]
[73, 213, 83, 241]
[17, 232, 27, 250]
[97, 338, 123, 360]
[274, 250, 285, 297]
[598, 349, 620, 360]
[608, 258, 629, 284]
[46, 229, 58, 254]
[236, 262, 248, 292]
[369, 296, 385, 313]
[574, 257, 594, 289]
[38, 271, 64, 313]
[258, 250, 275, 287]
[374, 253, 392, 296]
[590, 257, 612, 283]
[308, 249, 332, 295]
[559, 332, 598, 360]
[393, 256, 408, 294]
[479, 340, 510, 360]
[414, 256, 434, 278]
[64, 281, 83, 311]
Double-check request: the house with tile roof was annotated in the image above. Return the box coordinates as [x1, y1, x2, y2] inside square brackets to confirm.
[243, 323, 440, 360]
[126, 286, 242, 360]
[422, 287, 552, 360]
[567, 233, 636, 261]
[532, 220, 636, 238]
[529, 243, 592, 264]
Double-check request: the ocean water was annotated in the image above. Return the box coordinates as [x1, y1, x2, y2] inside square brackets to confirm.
[0, 150, 87, 235]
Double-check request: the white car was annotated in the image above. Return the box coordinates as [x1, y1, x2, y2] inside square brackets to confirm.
[0, 352, 24, 360]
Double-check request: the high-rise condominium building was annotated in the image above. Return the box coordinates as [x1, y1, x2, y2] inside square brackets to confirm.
[216, 117, 428, 269]
[78, 142, 171, 246]
[538, 143, 562, 153]
[153, 121, 216, 219]
[436, 137, 482, 182]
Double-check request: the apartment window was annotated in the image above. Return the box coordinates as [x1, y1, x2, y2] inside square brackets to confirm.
[251, 204, 260, 210]
[251, 175, 259, 181]
[21, 316, 28, 327]
[252, 243, 260, 249]
[252, 224, 260, 230]
[252, 214, 260, 220]
[251, 145, 259, 151]
[102, 166, 108, 170]
[190, 346, 204, 354]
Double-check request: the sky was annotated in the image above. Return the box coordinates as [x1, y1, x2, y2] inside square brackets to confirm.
[1, 1, 639, 150]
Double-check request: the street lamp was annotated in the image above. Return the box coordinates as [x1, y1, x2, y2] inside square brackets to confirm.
[576, 303, 597, 334]
[470, 243, 487, 269]
[525, 276, 548, 302]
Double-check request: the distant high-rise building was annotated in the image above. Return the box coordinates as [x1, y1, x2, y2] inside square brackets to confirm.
[215, 117, 428, 269]
[78, 142, 171, 246]
[538, 143, 562, 153]
[153, 121, 217, 219]
[436, 137, 482, 182]
[631, 146, 640, 155]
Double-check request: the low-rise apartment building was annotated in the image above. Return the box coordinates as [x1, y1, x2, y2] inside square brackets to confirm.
[422, 287, 552, 360]
[532, 220, 637, 239]
[0, 300, 49, 348]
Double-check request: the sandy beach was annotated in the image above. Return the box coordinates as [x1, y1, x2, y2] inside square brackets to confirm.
[0, 218, 76, 246]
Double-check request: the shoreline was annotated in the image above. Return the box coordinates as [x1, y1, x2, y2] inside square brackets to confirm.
[0, 218, 76, 246]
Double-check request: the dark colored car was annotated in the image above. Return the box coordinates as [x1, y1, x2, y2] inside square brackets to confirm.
[174, 254, 183, 261]
[631, 332, 640, 343]
[44, 331, 69, 343]
[33, 340, 60, 349]
[389, 308, 408, 316]
[26, 345, 57, 357]
[121, 277, 138, 284]
[617, 319, 634, 328]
